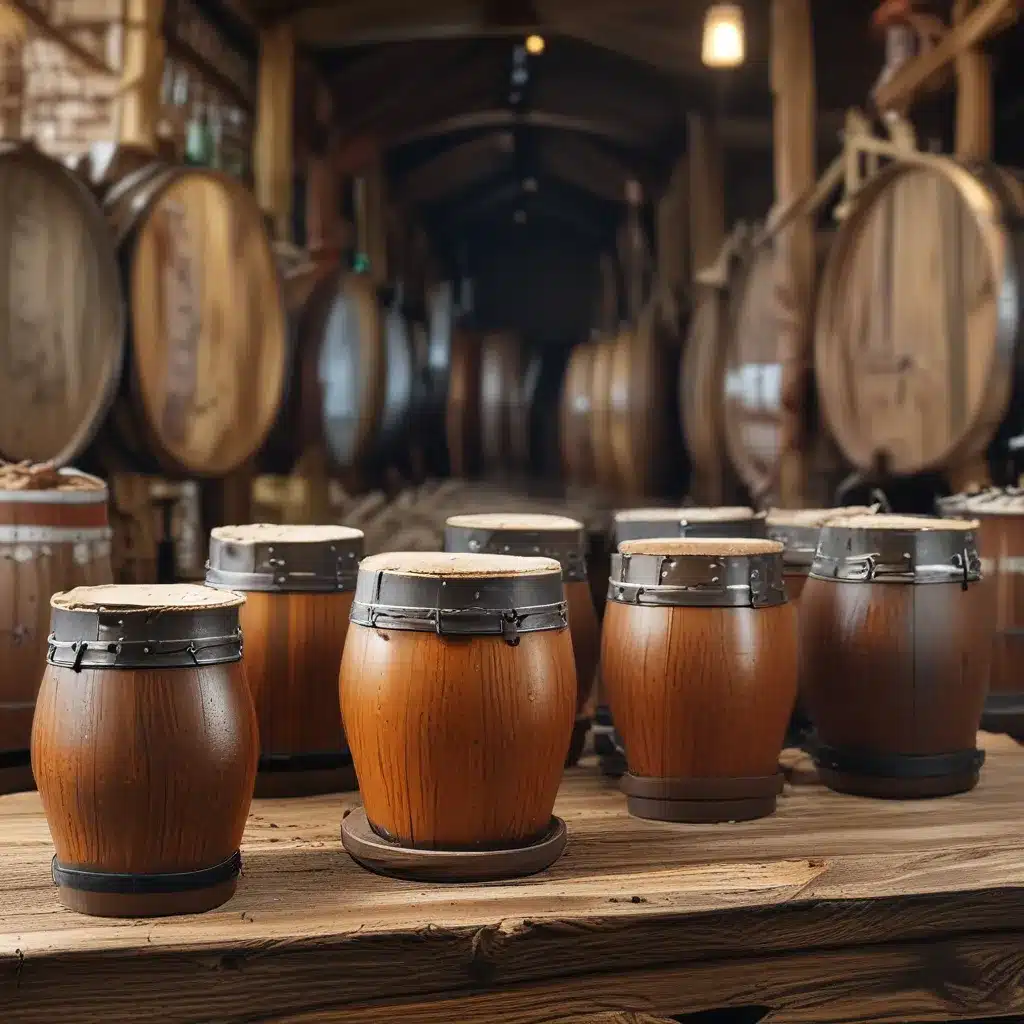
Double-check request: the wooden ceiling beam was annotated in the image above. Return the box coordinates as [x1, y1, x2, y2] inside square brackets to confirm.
[399, 133, 515, 205]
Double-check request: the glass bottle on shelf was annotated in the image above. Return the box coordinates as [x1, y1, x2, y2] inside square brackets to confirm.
[185, 101, 214, 167]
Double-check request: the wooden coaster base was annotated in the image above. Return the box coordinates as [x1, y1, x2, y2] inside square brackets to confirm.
[57, 878, 237, 918]
[621, 772, 784, 824]
[254, 763, 357, 798]
[819, 767, 981, 800]
[564, 716, 591, 768]
[341, 808, 567, 883]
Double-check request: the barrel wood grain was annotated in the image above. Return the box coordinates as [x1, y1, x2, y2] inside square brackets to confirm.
[341, 625, 576, 849]
[560, 344, 597, 486]
[107, 166, 287, 477]
[445, 327, 483, 478]
[815, 160, 1023, 476]
[0, 145, 123, 466]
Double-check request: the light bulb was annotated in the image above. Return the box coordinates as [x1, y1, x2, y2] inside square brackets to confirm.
[525, 34, 545, 56]
[702, 4, 745, 68]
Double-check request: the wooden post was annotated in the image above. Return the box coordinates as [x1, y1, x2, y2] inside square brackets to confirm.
[771, 0, 816, 508]
[255, 22, 295, 242]
[118, 0, 165, 152]
[948, 0, 994, 494]
[687, 113, 726, 505]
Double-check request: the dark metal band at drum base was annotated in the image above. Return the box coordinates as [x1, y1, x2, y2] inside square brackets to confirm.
[809, 526, 982, 585]
[350, 568, 567, 644]
[814, 745, 985, 780]
[444, 525, 588, 583]
[47, 606, 243, 670]
[606, 551, 787, 609]
[206, 535, 363, 593]
[766, 523, 820, 571]
[981, 693, 1024, 738]
[614, 515, 768, 544]
[259, 751, 353, 773]
[51, 851, 242, 895]
[0, 749, 29, 771]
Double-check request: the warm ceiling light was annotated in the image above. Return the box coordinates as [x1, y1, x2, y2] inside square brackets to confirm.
[525, 34, 545, 55]
[702, 4, 745, 68]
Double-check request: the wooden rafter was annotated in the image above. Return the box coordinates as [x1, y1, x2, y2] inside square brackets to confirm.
[3, 0, 117, 77]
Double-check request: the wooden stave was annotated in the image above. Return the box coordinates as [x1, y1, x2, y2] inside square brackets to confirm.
[479, 332, 528, 475]
[590, 339, 619, 492]
[0, 143, 125, 467]
[560, 344, 597, 486]
[100, 162, 288, 478]
[446, 327, 483, 478]
[0, 472, 113, 793]
[814, 159, 1024, 479]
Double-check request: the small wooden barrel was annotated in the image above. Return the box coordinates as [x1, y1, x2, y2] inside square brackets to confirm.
[800, 515, 990, 798]
[766, 506, 878, 602]
[340, 552, 574, 882]
[103, 163, 288, 477]
[0, 144, 124, 466]
[32, 584, 258, 917]
[959, 490, 1024, 739]
[0, 465, 112, 795]
[602, 538, 796, 822]
[766, 505, 878, 745]
[613, 506, 767, 544]
[444, 514, 599, 766]
[205, 524, 365, 796]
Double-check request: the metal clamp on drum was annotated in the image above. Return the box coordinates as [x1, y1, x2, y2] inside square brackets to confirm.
[613, 506, 767, 543]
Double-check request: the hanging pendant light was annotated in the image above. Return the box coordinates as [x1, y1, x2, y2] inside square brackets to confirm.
[702, 3, 746, 68]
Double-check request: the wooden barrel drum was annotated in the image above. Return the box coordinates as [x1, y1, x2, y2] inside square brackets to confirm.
[32, 584, 258, 917]
[0, 466, 112, 795]
[958, 490, 1024, 739]
[0, 144, 124, 467]
[102, 163, 288, 477]
[800, 515, 991, 798]
[601, 538, 796, 822]
[339, 552, 574, 882]
[444, 514, 599, 766]
[613, 506, 767, 544]
[205, 524, 365, 796]
[815, 158, 1024, 478]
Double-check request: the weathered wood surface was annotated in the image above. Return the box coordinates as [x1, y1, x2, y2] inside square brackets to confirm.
[1, 733, 1023, 1024]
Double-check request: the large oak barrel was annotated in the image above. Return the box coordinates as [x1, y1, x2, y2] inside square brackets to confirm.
[444, 514, 599, 766]
[602, 537, 796, 822]
[590, 339, 619, 491]
[479, 332, 529, 475]
[32, 584, 257, 916]
[560, 343, 597, 485]
[815, 158, 1024, 477]
[100, 163, 287, 477]
[0, 465, 112, 794]
[339, 552, 574, 882]
[800, 514, 990, 798]
[446, 327, 483, 477]
[0, 143, 124, 466]
[206, 524, 365, 797]
[957, 490, 1024, 739]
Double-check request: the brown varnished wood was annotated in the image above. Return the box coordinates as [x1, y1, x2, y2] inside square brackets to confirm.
[0, 144, 124, 466]
[590, 338, 619, 492]
[815, 160, 1024, 476]
[560, 343, 596, 486]
[31, 659, 258, 916]
[601, 601, 797, 780]
[479, 331, 528, 476]
[104, 164, 288, 478]
[785, 574, 809, 601]
[566, 580, 599, 723]
[445, 326, 482, 477]
[0, 475, 112, 792]
[3, 733, 1024, 1022]
[340, 624, 576, 849]
[240, 590, 355, 797]
[800, 576, 992, 796]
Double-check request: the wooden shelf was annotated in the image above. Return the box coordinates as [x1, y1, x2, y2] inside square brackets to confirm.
[2, 732, 1024, 1023]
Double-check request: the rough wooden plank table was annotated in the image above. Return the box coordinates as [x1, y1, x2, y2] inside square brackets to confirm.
[1, 733, 1023, 1024]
